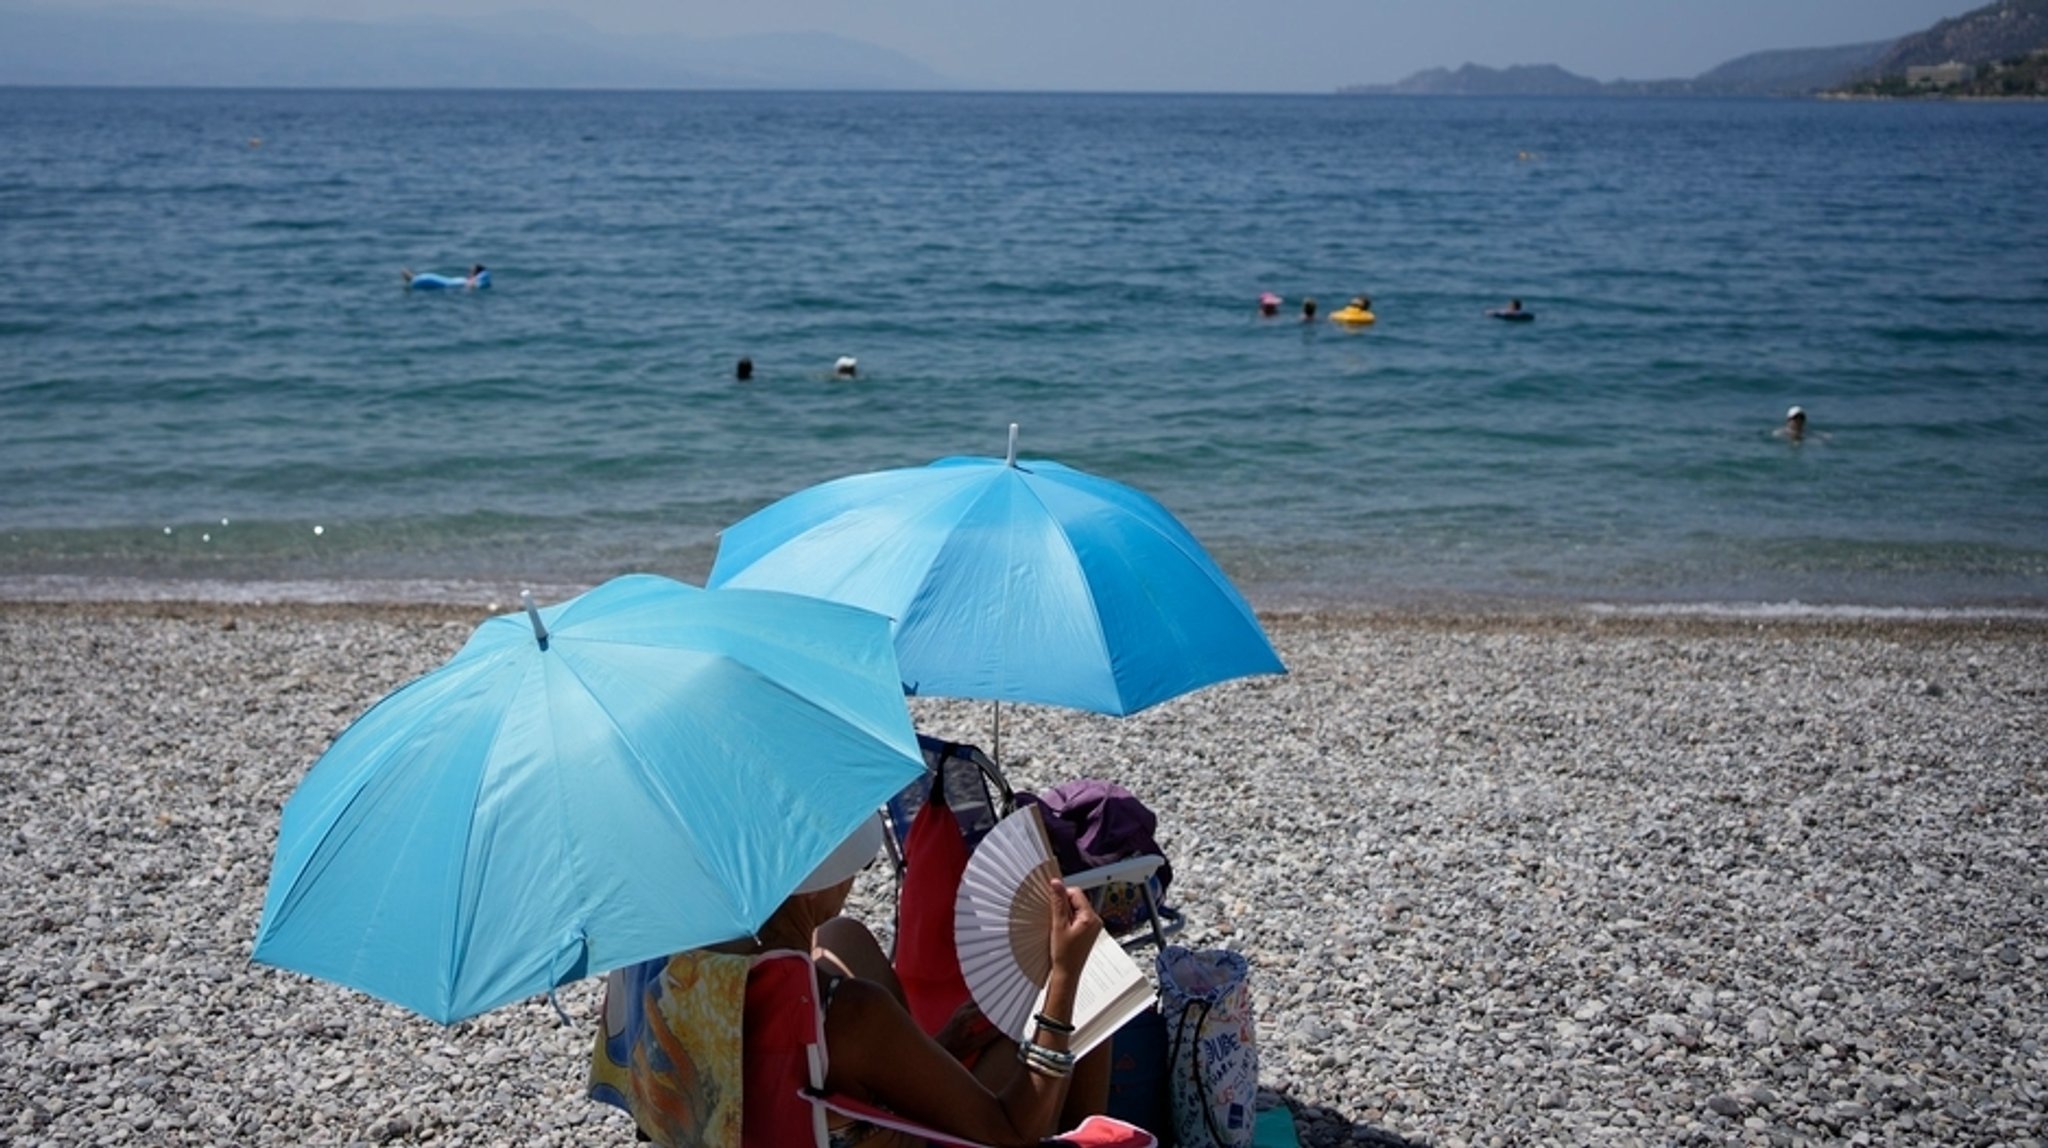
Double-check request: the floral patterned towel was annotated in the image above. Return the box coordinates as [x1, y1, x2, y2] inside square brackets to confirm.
[589, 950, 749, 1148]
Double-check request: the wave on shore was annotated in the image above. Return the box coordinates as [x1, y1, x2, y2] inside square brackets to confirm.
[8, 573, 2047, 626]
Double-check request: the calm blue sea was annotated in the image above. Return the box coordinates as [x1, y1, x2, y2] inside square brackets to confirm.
[3, 88, 2046, 609]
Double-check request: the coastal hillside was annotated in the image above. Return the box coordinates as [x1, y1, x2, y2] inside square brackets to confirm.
[1340, 45, 1891, 98]
[1340, 46, 1887, 97]
[1834, 47, 2048, 96]
[1678, 41, 1895, 94]
[1862, 0, 2048, 74]
[1828, 0, 2048, 96]
[1339, 0, 2047, 97]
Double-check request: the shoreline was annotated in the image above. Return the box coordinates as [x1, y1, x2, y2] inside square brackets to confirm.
[12, 596, 2048, 644]
[6, 574, 2048, 630]
[5, 601, 2044, 1146]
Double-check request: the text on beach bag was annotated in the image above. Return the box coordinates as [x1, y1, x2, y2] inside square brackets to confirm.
[1156, 946, 1257, 1148]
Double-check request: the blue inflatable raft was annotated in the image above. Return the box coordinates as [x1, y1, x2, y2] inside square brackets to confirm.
[405, 269, 490, 291]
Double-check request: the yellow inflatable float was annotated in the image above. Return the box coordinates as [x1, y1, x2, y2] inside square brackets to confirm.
[1330, 301, 1375, 325]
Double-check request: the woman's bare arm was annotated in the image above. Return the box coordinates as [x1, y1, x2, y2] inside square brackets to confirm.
[822, 880, 1101, 1147]
[824, 973, 1076, 1146]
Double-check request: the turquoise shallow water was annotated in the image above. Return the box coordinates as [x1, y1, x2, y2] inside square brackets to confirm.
[3, 89, 2046, 607]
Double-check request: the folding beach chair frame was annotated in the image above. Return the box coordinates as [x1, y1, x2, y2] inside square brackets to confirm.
[751, 949, 1157, 1148]
[882, 735, 1015, 871]
[887, 736, 1182, 952]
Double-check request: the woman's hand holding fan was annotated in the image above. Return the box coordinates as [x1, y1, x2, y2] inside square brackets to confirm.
[954, 805, 1110, 1043]
[1047, 876, 1105, 977]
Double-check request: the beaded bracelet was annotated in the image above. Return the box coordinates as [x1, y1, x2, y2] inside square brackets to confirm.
[1032, 1012, 1076, 1036]
[1019, 1048, 1073, 1079]
[1017, 1040, 1076, 1078]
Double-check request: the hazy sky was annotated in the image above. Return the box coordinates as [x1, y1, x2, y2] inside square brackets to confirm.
[65, 0, 1985, 90]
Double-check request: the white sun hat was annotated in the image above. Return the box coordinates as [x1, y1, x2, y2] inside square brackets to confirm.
[793, 813, 883, 894]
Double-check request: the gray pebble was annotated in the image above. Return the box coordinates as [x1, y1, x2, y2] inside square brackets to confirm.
[5, 602, 2047, 1148]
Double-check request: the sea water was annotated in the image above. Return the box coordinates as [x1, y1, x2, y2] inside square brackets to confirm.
[2, 89, 2045, 608]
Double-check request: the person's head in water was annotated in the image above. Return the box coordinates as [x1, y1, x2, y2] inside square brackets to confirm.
[834, 356, 858, 378]
[1349, 296, 1371, 312]
[1784, 406, 1807, 440]
[1507, 298, 1523, 313]
[1259, 292, 1281, 317]
[736, 357, 754, 381]
[1301, 297, 1317, 321]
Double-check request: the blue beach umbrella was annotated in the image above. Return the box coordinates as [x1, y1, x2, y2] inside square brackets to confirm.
[708, 426, 1284, 732]
[251, 574, 923, 1025]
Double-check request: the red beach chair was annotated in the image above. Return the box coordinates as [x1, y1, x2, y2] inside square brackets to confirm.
[593, 948, 1156, 1147]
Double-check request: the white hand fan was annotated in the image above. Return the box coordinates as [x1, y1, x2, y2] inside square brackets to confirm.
[953, 804, 1061, 1042]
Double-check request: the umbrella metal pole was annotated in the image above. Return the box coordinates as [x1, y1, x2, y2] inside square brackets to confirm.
[521, 590, 549, 649]
[991, 700, 1002, 769]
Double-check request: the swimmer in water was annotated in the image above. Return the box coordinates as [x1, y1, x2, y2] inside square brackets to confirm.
[1301, 297, 1318, 322]
[834, 356, 859, 378]
[1259, 292, 1282, 317]
[1776, 405, 1807, 442]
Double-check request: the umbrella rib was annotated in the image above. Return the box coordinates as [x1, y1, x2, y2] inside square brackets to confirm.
[440, 654, 538, 1011]
[543, 640, 920, 956]
[782, 476, 985, 618]
[1007, 470, 1117, 708]
[1032, 469, 1279, 713]
[257, 668, 444, 936]
[1055, 470, 1260, 606]
[579, 648, 913, 939]
[549, 653, 758, 952]
[1106, 497, 1280, 710]
[541, 651, 588, 986]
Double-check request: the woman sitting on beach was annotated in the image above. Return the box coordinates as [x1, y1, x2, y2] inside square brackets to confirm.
[714, 817, 1111, 1147]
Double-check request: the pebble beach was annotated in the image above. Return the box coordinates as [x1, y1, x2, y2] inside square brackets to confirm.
[4, 600, 2044, 1147]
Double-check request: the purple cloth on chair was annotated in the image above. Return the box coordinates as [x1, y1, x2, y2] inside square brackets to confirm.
[1018, 779, 1173, 897]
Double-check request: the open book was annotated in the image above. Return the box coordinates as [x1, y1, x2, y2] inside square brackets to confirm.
[954, 805, 1157, 1058]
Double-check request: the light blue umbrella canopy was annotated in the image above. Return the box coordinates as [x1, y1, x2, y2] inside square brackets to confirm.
[251, 574, 923, 1025]
[708, 430, 1284, 717]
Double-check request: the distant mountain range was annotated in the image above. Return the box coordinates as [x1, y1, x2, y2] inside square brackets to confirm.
[1340, 42, 1895, 98]
[5, 0, 2043, 93]
[1342, 0, 2048, 97]
[0, 2, 950, 89]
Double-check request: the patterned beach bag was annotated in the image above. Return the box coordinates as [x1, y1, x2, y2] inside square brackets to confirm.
[1156, 946, 1258, 1148]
